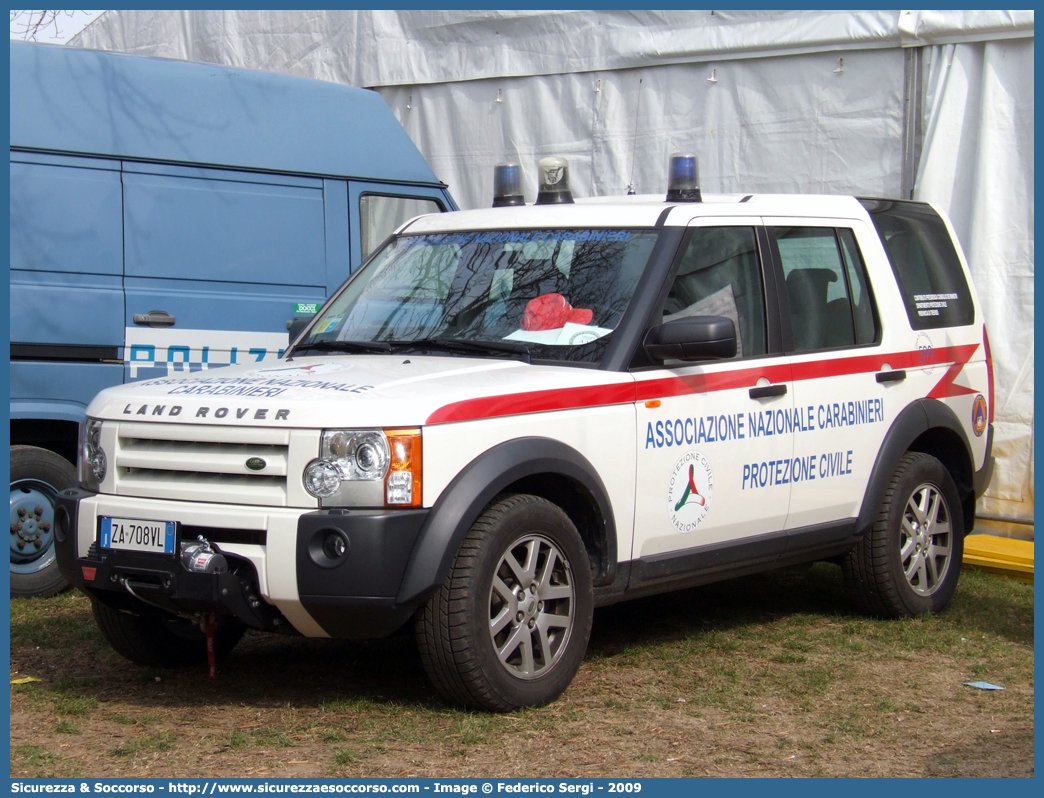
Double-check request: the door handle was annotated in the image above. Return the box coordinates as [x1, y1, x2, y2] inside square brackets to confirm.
[749, 383, 787, 399]
[876, 369, 907, 384]
[133, 310, 176, 328]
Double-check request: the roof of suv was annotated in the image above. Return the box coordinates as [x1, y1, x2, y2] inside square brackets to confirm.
[403, 193, 872, 232]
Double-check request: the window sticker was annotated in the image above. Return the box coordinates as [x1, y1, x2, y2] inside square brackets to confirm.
[315, 316, 342, 334]
[913, 293, 960, 318]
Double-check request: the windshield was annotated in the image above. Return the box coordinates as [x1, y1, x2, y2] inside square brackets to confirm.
[296, 229, 659, 364]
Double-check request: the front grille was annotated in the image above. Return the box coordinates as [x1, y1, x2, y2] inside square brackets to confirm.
[114, 422, 296, 507]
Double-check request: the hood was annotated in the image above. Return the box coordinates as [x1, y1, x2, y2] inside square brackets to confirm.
[87, 356, 636, 429]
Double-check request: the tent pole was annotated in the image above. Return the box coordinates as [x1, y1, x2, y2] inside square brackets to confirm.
[900, 46, 925, 200]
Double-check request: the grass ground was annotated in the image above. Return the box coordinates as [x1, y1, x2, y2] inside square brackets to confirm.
[10, 563, 1034, 778]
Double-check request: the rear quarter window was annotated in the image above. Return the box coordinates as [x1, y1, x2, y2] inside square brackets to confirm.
[860, 199, 974, 329]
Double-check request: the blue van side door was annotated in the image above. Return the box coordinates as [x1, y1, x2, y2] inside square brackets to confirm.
[122, 163, 329, 380]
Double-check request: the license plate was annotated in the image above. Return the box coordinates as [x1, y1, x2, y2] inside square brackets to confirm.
[100, 517, 176, 555]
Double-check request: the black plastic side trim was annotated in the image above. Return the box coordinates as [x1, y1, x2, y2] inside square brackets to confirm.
[634, 529, 788, 585]
[621, 519, 859, 603]
[11, 342, 120, 363]
[395, 437, 618, 605]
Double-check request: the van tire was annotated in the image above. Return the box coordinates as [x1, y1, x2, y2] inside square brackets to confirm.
[92, 601, 246, 667]
[843, 452, 964, 618]
[415, 494, 593, 711]
[10, 446, 75, 598]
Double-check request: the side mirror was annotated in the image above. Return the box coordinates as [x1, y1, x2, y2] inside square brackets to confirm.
[287, 316, 311, 345]
[644, 315, 737, 362]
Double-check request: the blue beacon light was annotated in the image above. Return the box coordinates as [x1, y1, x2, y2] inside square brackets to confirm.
[666, 153, 702, 202]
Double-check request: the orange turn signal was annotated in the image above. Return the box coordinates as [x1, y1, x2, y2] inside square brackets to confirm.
[384, 428, 422, 507]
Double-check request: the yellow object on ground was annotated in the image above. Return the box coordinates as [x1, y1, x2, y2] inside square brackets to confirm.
[963, 534, 1034, 584]
[10, 676, 41, 685]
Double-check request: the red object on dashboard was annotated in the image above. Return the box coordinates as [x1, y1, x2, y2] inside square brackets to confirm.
[521, 293, 593, 330]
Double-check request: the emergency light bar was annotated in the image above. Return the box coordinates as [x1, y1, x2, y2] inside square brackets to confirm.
[490, 151, 704, 206]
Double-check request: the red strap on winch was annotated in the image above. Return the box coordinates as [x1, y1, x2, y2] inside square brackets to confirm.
[206, 613, 217, 680]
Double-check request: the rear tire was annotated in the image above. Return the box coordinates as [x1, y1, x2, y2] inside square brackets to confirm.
[92, 601, 246, 667]
[10, 446, 76, 598]
[843, 452, 963, 618]
[416, 494, 594, 711]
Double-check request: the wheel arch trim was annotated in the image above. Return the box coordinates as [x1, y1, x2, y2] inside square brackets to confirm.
[857, 398, 973, 534]
[395, 437, 617, 606]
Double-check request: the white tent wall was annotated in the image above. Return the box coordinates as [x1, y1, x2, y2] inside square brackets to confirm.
[71, 10, 1034, 524]
[915, 40, 1035, 523]
[377, 48, 909, 210]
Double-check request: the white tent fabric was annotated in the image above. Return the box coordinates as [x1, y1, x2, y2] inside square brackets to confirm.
[915, 40, 1035, 523]
[72, 10, 1033, 522]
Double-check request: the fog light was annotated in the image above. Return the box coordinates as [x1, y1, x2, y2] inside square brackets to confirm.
[322, 531, 348, 560]
[304, 459, 340, 498]
[308, 528, 351, 569]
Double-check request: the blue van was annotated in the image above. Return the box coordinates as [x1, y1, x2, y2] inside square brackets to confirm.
[9, 42, 456, 597]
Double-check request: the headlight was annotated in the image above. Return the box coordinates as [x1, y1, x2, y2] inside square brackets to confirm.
[304, 428, 422, 507]
[79, 418, 107, 489]
[325, 430, 389, 480]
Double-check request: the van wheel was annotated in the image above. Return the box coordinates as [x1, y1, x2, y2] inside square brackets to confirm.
[10, 446, 75, 598]
[843, 452, 963, 618]
[416, 495, 593, 711]
[92, 601, 246, 667]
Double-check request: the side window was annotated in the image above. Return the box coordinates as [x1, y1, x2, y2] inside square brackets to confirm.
[662, 226, 766, 358]
[774, 227, 876, 353]
[861, 199, 974, 329]
[359, 195, 443, 260]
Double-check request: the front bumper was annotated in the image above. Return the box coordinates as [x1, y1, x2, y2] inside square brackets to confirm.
[54, 489, 429, 639]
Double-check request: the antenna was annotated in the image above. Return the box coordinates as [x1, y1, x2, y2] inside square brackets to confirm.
[626, 78, 644, 195]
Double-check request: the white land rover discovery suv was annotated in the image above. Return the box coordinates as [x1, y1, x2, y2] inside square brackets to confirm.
[56, 156, 994, 711]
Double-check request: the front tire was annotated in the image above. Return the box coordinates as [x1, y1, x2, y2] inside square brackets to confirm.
[10, 446, 76, 598]
[843, 452, 964, 618]
[92, 601, 246, 667]
[416, 494, 594, 711]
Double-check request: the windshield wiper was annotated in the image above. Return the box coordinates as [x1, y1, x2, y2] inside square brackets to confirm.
[292, 339, 393, 355]
[393, 338, 531, 363]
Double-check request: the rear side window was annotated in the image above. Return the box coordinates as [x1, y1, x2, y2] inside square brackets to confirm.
[773, 227, 878, 353]
[861, 200, 974, 329]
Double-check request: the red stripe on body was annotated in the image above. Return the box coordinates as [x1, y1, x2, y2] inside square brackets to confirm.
[425, 344, 981, 425]
[426, 382, 636, 424]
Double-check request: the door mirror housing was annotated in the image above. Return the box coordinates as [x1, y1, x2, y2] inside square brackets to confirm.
[644, 315, 737, 362]
[287, 316, 311, 345]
